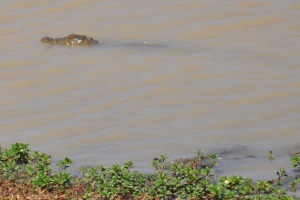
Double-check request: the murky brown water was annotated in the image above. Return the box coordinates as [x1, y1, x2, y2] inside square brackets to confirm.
[1, 1, 300, 178]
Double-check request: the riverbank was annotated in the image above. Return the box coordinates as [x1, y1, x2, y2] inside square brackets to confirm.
[0, 142, 299, 199]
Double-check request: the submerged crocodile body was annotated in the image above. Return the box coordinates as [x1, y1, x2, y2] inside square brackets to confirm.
[41, 34, 100, 46]
[41, 34, 168, 49]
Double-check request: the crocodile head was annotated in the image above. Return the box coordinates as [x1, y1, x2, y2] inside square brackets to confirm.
[41, 34, 100, 46]
[41, 36, 55, 44]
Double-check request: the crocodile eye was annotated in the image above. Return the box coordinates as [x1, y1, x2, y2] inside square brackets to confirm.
[67, 34, 76, 39]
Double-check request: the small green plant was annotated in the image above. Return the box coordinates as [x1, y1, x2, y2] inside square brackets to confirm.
[274, 168, 288, 186]
[268, 150, 275, 162]
[152, 154, 168, 172]
[290, 153, 300, 192]
[52, 158, 73, 189]
[0, 143, 32, 183]
[291, 154, 300, 172]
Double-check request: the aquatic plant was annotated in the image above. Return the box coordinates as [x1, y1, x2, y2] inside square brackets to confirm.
[0, 142, 299, 199]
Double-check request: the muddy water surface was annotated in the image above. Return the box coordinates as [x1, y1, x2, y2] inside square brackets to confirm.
[0, 1, 300, 178]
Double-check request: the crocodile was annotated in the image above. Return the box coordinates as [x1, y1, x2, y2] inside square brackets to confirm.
[41, 34, 168, 49]
[41, 34, 101, 46]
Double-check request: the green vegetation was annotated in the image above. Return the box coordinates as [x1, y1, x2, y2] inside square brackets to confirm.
[0, 142, 299, 199]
